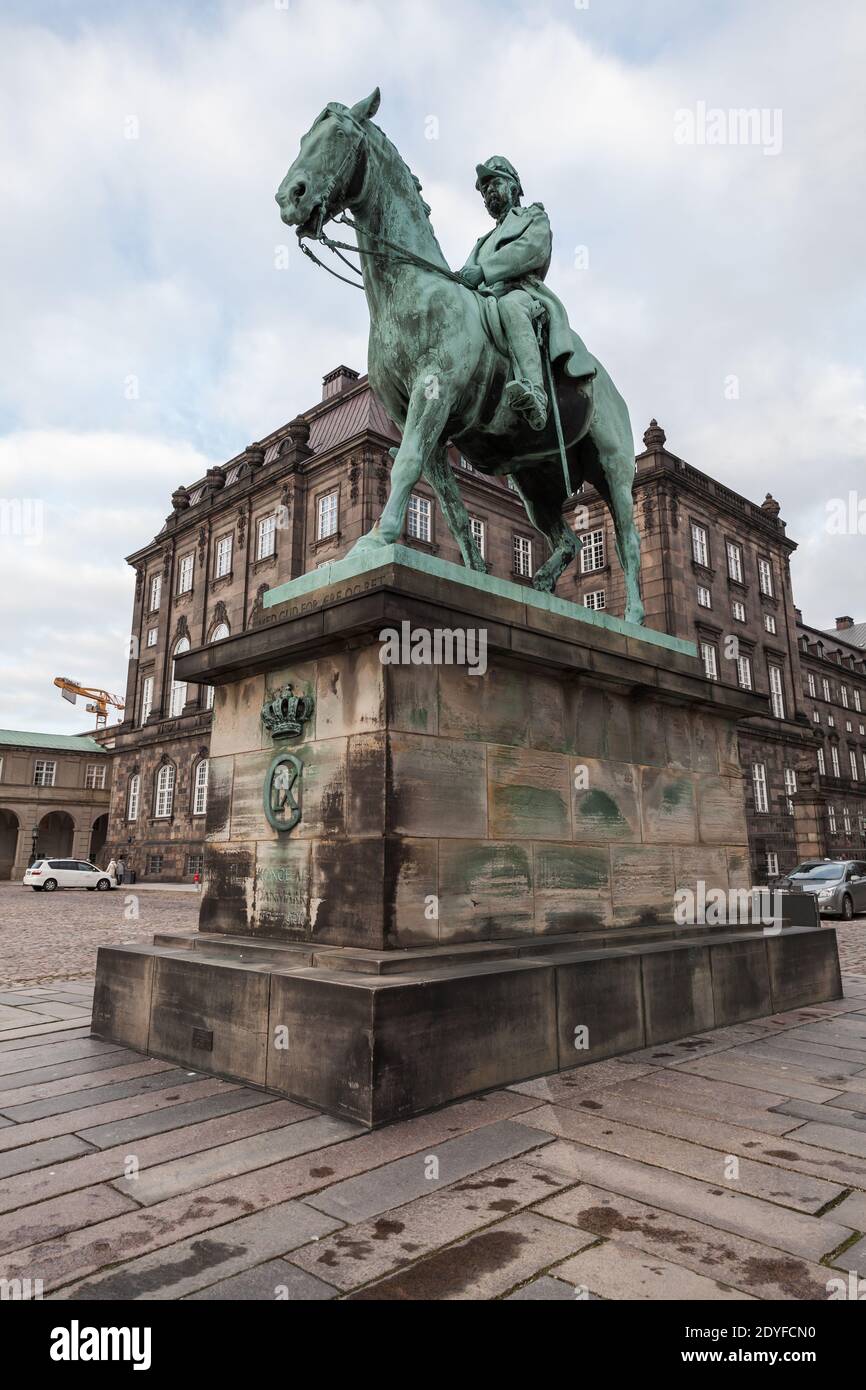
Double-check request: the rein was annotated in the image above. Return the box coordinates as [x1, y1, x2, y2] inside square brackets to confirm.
[299, 213, 475, 292]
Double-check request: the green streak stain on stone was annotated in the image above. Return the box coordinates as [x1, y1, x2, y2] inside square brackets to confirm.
[409, 706, 428, 730]
[499, 784, 567, 827]
[451, 844, 532, 894]
[662, 781, 688, 810]
[578, 789, 627, 827]
[538, 846, 608, 891]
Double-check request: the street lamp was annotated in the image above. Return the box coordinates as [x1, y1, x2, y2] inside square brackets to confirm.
[28, 827, 39, 866]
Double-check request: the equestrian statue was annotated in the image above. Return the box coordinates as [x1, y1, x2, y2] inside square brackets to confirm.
[276, 88, 643, 623]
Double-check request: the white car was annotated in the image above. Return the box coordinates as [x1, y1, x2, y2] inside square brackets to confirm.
[23, 859, 115, 892]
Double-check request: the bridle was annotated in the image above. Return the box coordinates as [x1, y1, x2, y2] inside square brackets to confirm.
[295, 110, 472, 292]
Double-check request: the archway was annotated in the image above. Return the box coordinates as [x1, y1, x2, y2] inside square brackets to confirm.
[0, 809, 18, 879]
[37, 810, 74, 859]
[89, 814, 108, 864]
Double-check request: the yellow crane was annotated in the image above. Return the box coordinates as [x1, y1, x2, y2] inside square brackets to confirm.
[53, 678, 125, 729]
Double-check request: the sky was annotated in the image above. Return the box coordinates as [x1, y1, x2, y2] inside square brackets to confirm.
[0, 0, 864, 732]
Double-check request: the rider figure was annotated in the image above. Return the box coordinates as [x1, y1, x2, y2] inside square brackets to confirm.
[460, 156, 596, 433]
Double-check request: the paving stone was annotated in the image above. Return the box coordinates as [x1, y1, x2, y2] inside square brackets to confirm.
[673, 1055, 845, 1103]
[828, 1191, 866, 1229]
[56, 1200, 343, 1301]
[772, 1099, 866, 1133]
[0, 1078, 242, 1155]
[186, 1259, 337, 1301]
[0, 1003, 51, 1027]
[780, 1122, 866, 1159]
[346, 1212, 595, 1300]
[0, 1134, 93, 1181]
[0, 1025, 93, 1052]
[536, 1183, 836, 1299]
[623, 1023, 767, 1066]
[0, 1057, 176, 1110]
[13, 1002, 91, 1020]
[612, 1070, 794, 1132]
[0, 1100, 313, 1216]
[829, 1236, 866, 1275]
[508, 1060, 654, 1100]
[0, 1066, 205, 1122]
[505, 1275, 585, 1300]
[0, 1048, 147, 1087]
[555, 1237, 754, 1300]
[519, 1105, 842, 1211]
[290, 1154, 573, 1291]
[0, 1039, 125, 1077]
[111, 1113, 363, 1206]
[0, 1184, 138, 1257]
[0, 1019, 87, 1042]
[75, 1086, 277, 1149]
[735, 1041, 866, 1080]
[305, 1120, 554, 1224]
[527, 1140, 852, 1260]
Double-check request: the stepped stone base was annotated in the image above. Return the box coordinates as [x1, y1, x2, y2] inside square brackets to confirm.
[93, 551, 842, 1127]
[92, 915, 841, 1127]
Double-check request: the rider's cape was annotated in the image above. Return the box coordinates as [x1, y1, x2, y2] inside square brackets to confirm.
[460, 203, 596, 380]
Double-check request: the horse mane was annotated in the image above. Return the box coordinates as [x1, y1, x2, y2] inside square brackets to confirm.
[368, 120, 432, 220]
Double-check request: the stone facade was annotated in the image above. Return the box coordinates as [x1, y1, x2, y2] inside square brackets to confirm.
[102, 369, 863, 884]
[0, 732, 111, 879]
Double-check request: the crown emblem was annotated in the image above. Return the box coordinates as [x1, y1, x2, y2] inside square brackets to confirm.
[261, 683, 314, 740]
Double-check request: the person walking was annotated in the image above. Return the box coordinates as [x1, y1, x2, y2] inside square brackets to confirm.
[115, 856, 125, 887]
[105, 856, 117, 883]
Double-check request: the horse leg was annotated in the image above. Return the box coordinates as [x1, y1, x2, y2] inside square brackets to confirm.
[349, 376, 452, 552]
[584, 367, 645, 625]
[510, 460, 579, 593]
[424, 446, 487, 572]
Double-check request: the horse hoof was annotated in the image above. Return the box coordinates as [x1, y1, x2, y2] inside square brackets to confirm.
[348, 531, 387, 556]
[625, 604, 645, 625]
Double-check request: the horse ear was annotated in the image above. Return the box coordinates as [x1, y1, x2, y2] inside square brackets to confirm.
[350, 88, 381, 122]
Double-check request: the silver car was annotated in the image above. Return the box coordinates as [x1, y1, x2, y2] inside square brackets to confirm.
[786, 860, 866, 919]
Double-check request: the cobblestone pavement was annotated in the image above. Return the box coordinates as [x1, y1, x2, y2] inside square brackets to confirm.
[0, 883, 200, 988]
[0, 976, 866, 1300]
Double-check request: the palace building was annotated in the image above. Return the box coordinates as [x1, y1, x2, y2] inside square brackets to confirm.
[92, 365, 865, 885]
[0, 730, 111, 879]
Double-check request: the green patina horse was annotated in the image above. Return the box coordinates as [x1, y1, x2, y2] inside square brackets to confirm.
[276, 88, 644, 622]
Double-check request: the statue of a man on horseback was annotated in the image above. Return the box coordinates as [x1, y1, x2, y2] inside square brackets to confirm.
[460, 156, 596, 433]
[276, 87, 645, 624]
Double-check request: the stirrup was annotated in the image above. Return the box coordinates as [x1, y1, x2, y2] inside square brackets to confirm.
[506, 378, 548, 432]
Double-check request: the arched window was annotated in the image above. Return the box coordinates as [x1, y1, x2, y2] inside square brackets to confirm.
[169, 637, 190, 717]
[205, 623, 230, 710]
[127, 773, 140, 821]
[155, 763, 175, 819]
[193, 759, 209, 816]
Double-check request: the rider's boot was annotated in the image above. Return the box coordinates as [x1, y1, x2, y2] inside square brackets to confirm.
[505, 378, 548, 431]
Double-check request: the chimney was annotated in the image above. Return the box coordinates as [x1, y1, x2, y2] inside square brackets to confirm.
[836, 616, 854, 630]
[322, 365, 360, 401]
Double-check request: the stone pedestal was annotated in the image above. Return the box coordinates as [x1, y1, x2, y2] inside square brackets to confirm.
[92, 547, 842, 1125]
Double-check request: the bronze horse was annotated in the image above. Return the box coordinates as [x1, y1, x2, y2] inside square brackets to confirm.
[277, 88, 644, 622]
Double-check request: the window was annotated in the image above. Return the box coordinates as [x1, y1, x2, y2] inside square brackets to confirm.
[177, 553, 194, 595]
[846, 721, 853, 733]
[169, 637, 190, 717]
[215, 534, 232, 578]
[584, 590, 606, 611]
[813, 710, 821, 724]
[697, 585, 712, 609]
[146, 627, 158, 648]
[34, 760, 56, 787]
[127, 773, 140, 822]
[726, 541, 743, 583]
[844, 805, 852, 835]
[850, 750, 859, 781]
[513, 535, 532, 577]
[831, 744, 841, 777]
[732, 600, 746, 623]
[140, 675, 153, 725]
[155, 764, 175, 819]
[822, 678, 831, 702]
[817, 748, 826, 775]
[768, 665, 785, 719]
[764, 613, 777, 634]
[580, 528, 606, 573]
[186, 853, 204, 877]
[752, 763, 768, 813]
[828, 805, 837, 834]
[807, 673, 816, 697]
[784, 767, 797, 813]
[85, 763, 106, 789]
[841, 685, 849, 709]
[691, 523, 709, 567]
[317, 491, 338, 540]
[758, 557, 774, 596]
[193, 759, 209, 816]
[736, 654, 753, 690]
[407, 494, 431, 543]
[828, 714, 835, 728]
[700, 642, 718, 681]
[855, 690, 862, 713]
[766, 852, 779, 877]
[863, 751, 866, 781]
[256, 514, 276, 560]
[469, 517, 485, 558]
[145, 853, 163, 875]
[459, 456, 473, 471]
[206, 623, 230, 710]
[149, 574, 162, 612]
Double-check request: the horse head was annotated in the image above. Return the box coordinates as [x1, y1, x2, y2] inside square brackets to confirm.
[276, 88, 380, 236]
